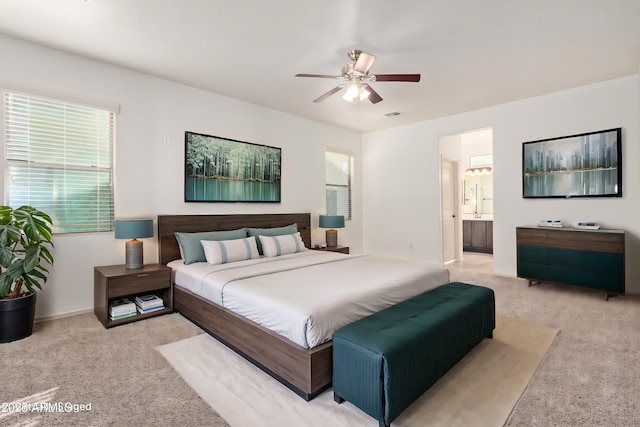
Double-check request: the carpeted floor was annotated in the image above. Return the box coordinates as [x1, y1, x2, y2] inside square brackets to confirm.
[2, 253, 639, 426]
[449, 253, 640, 426]
[157, 313, 557, 427]
[1, 312, 227, 427]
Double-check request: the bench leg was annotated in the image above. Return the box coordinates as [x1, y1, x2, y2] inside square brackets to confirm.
[379, 421, 390, 427]
[487, 332, 493, 339]
[334, 392, 345, 404]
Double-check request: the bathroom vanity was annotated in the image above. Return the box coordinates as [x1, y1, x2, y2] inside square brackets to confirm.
[463, 220, 493, 254]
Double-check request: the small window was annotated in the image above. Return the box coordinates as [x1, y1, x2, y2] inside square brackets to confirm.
[325, 150, 353, 220]
[469, 154, 493, 167]
[3, 92, 115, 234]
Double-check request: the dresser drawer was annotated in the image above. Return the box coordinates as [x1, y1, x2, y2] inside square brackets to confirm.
[517, 245, 546, 263]
[547, 248, 623, 274]
[108, 269, 170, 298]
[546, 265, 624, 293]
[516, 228, 548, 246]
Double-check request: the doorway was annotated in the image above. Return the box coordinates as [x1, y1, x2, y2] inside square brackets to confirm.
[439, 128, 494, 265]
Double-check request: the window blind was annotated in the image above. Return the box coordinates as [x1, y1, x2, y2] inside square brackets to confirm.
[4, 92, 114, 234]
[325, 150, 352, 220]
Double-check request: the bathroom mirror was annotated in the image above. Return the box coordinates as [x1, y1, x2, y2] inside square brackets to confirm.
[463, 172, 493, 215]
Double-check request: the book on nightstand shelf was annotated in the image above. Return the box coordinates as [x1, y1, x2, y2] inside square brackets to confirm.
[110, 311, 137, 320]
[134, 294, 164, 313]
[109, 298, 137, 320]
[136, 305, 165, 314]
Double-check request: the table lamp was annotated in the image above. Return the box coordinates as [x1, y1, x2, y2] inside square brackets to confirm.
[319, 215, 345, 247]
[114, 219, 154, 269]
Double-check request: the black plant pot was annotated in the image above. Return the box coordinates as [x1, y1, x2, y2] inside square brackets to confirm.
[0, 292, 37, 343]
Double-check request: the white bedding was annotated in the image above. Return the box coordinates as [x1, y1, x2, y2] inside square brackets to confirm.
[169, 251, 449, 348]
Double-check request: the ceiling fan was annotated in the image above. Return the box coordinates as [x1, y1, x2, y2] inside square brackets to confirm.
[295, 49, 420, 104]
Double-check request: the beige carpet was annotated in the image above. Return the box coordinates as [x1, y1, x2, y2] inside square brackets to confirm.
[4, 255, 637, 426]
[157, 314, 559, 427]
[1, 312, 227, 427]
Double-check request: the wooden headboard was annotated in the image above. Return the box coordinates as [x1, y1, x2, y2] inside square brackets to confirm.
[157, 213, 312, 265]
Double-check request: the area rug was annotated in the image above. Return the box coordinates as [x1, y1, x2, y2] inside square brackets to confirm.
[157, 314, 559, 427]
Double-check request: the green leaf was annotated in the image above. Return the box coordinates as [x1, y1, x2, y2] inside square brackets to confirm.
[31, 266, 48, 279]
[0, 246, 14, 268]
[32, 217, 53, 243]
[0, 205, 54, 299]
[23, 246, 40, 273]
[0, 272, 12, 296]
[40, 246, 54, 266]
[0, 206, 13, 225]
[0, 224, 21, 247]
[22, 274, 43, 293]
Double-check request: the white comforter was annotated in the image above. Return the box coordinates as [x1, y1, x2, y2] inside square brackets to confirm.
[169, 251, 449, 348]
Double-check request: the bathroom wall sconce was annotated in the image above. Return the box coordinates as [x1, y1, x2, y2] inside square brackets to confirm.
[465, 167, 492, 176]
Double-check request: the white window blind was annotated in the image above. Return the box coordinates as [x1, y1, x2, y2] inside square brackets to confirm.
[4, 92, 114, 234]
[325, 150, 352, 220]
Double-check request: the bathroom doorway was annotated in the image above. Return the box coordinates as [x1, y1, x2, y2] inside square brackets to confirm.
[461, 129, 493, 255]
[439, 128, 493, 264]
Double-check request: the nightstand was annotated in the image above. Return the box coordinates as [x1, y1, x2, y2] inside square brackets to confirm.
[311, 245, 350, 254]
[94, 263, 173, 328]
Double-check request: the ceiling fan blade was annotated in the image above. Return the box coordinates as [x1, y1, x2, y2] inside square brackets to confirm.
[374, 74, 421, 82]
[313, 86, 344, 103]
[354, 52, 377, 74]
[362, 84, 383, 104]
[296, 73, 341, 79]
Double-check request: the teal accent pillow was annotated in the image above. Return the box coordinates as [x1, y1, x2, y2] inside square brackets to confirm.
[175, 228, 247, 264]
[247, 223, 298, 254]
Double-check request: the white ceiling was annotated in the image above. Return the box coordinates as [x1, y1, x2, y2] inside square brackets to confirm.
[1, 0, 639, 133]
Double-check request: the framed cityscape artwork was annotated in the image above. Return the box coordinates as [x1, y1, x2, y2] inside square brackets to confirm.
[522, 128, 622, 198]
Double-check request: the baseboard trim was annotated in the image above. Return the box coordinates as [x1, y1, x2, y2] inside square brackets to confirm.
[36, 308, 93, 324]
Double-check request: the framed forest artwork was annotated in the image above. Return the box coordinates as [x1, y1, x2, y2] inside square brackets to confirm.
[184, 131, 281, 202]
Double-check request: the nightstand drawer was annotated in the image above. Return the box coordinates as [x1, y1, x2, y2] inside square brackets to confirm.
[108, 270, 170, 298]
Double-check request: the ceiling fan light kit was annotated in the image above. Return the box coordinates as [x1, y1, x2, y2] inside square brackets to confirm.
[296, 49, 420, 104]
[342, 81, 370, 102]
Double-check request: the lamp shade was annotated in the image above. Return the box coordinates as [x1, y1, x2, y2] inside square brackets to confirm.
[114, 219, 154, 239]
[319, 215, 345, 229]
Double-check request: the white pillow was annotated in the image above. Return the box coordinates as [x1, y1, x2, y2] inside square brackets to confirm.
[258, 232, 306, 257]
[201, 237, 259, 265]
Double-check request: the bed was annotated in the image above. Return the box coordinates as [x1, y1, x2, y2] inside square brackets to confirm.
[158, 213, 450, 400]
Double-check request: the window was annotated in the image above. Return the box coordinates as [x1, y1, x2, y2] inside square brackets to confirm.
[325, 150, 353, 220]
[469, 154, 493, 167]
[3, 92, 115, 234]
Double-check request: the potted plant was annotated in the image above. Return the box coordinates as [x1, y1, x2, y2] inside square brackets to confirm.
[0, 205, 54, 343]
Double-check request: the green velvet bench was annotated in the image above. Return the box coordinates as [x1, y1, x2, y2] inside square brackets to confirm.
[332, 282, 495, 427]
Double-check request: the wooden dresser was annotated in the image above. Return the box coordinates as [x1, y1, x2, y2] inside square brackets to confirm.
[516, 226, 625, 300]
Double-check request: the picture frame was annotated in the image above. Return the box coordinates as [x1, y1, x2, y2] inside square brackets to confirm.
[522, 128, 622, 199]
[184, 131, 281, 202]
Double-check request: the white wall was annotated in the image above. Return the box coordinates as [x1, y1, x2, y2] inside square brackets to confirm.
[3, 34, 637, 318]
[0, 35, 363, 318]
[363, 74, 640, 293]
